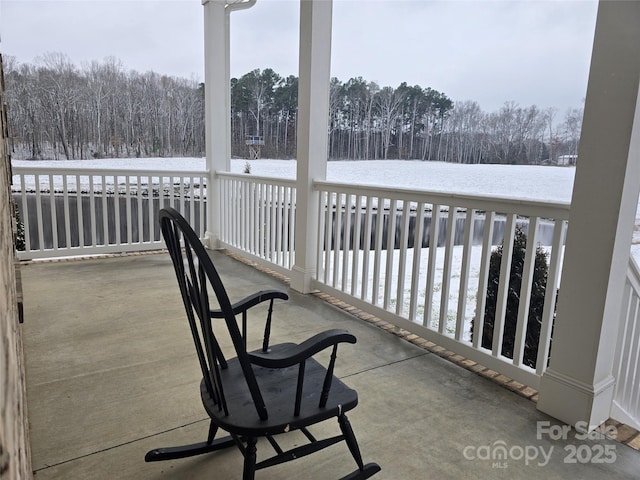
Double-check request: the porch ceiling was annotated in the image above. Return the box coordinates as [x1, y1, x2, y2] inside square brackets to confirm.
[21, 252, 640, 479]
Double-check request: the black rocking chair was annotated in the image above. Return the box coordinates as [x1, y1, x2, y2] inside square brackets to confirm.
[145, 207, 380, 480]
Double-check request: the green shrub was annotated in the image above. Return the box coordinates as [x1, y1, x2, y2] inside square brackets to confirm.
[471, 226, 549, 368]
[13, 206, 25, 251]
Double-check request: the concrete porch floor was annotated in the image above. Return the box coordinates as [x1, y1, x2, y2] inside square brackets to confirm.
[21, 251, 640, 479]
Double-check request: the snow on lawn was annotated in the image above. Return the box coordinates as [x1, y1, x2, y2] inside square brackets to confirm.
[12, 157, 576, 202]
[234, 159, 577, 203]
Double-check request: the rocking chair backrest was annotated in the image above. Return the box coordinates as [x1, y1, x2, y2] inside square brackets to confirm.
[159, 207, 268, 421]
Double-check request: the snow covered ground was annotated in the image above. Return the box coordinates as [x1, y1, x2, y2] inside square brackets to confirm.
[12, 156, 576, 202]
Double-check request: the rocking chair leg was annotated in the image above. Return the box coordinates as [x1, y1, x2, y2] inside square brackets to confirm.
[207, 420, 217, 444]
[242, 437, 258, 480]
[338, 413, 364, 470]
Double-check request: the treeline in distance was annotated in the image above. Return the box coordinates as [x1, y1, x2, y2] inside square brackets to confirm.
[4, 54, 582, 164]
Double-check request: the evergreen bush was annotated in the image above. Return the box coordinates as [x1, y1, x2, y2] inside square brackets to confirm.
[13, 206, 25, 251]
[471, 226, 549, 368]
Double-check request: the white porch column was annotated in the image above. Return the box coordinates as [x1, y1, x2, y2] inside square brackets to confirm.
[290, 0, 333, 293]
[537, 1, 640, 431]
[202, 0, 228, 249]
[202, 0, 256, 249]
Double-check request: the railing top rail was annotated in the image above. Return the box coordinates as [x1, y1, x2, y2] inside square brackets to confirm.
[216, 170, 296, 188]
[12, 166, 209, 177]
[314, 179, 571, 219]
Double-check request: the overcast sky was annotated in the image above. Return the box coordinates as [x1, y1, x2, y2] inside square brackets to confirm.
[0, 0, 598, 113]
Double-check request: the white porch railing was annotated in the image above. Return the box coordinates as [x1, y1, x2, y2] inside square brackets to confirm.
[12, 166, 207, 260]
[216, 171, 569, 389]
[612, 256, 640, 430]
[312, 181, 569, 389]
[217, 172, 296, 277]
[14, 166, 640, 421]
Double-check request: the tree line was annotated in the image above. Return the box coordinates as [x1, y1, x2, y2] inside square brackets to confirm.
[4, 54, 582, 164]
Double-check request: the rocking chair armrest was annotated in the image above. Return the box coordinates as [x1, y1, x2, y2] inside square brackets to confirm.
[210, 290, 289, 318]
[248, 329, 356, 368]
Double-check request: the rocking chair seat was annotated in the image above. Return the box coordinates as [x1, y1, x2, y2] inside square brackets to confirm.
[201, 341, 359, 437]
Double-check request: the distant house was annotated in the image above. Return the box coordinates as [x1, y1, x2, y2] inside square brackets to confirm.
[557, 154, 577, 166]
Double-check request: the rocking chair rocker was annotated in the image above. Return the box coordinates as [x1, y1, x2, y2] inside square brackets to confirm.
[145, 207, 380, 480]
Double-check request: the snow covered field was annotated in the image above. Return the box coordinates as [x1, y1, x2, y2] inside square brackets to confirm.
[12, 157, 576, 203]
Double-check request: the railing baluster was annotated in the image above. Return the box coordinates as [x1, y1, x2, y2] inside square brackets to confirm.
[615, 283, 636, 408]
[62, 175, 71, 249]
[287, 186, 295, 268]
[189, 175, 196, 228]
[424, 203, 440, 328]
[77, 174, 85, 248]
[624, 298, 639, 409]
[332, 192, 343, 289]
[629, 314, 640, 416]
[115, 174, 121, 246]
[372, 196, 385, 307]
[473, 211, 495, 349]
[251, 181, 258, 255]
[492, 213, 517, 358]
[149, 175, 156, 243]
[238, 179, 244, 250]
[48, 174, 58, 251]
[229, 178, 235, 246]
[179, 174, 185, 217]
[244, 180, 250, 252]
[323, 190, 332, 285]
[316, 189, 327, 281]
[102, 175, 109, 246]
[342, 194, 352, 293]
[137, 175, 143, 244]
[361, 195, 374, 302]
[125, 175, 132, 245]
[456, 208, 475, 341]
[199, 174, 206, 240]
[383, 199, 397, 311]
[90, 175, 98, 247]
[351, 194, 363, 297]
[221, 177, 229, 244]
[513, 216, 540, 367]
[276, 186, 283, 266]
[409, 202, 425, 323]
[260, 182, 267, 259]
[395, 200, 411, 317]
[439, 206, 457, 335]
[270, 184, 277, 262]
[34, 174, 44, 251]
